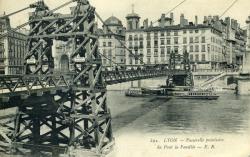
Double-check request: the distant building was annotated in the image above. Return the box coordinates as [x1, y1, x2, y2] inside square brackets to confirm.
[246, 16, 250, 53]
[125, 12, 247, 71]
[52, 40, 72, 73]
[0, 16, 27, 75]
[244, 16, 250, 72]
[215, 16, 246, 69]
[98, 16, 126, 67]
[126, 5, 141, 30]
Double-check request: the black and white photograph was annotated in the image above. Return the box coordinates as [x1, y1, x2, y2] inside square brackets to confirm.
[0, 0, 250, 156]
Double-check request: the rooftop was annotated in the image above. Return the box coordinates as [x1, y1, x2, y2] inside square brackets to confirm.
[126, 12, 140, 19]
[125, 24, 216, 32]
[104, 16, 123, 26]
[126, 4, 140, 19]
[158, 17, 173, 22]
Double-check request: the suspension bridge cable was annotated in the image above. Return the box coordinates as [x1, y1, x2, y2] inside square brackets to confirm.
[48, 0, 73, 15]
[0, 6, 30, 19]
[95, 11, 147, 65]
[219, 0, 239, 18]
[98, 52, 119, 65]
[0, 0, 74, 39]
[152, 0, 187, 25]
[0, 21, 31, 39]
[97, 45, 122, 66]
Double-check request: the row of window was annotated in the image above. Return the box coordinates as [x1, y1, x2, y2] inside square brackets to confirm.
[145, 44, 207, 55]
[102, 59, 125, 65]
[8, 46, 25, 58]
[145, 36, 207, 47]
[126, 54, 225, 65]
[128, 34, 144, 40]
[189, 45, 206, 52]
[190, 54, 206, 62]
[102, 49, 125, 57]
[129, 54, 207, 64]
[9, 60, 24, 66]
[146, 57, 167, 64]
[8, 39, 26, 47]
[102, 42, 113, 47]
[128, 57, 144, 65]
[145, 29, 207, 38]
[210, 44, 224, 53]
[211, 36, 223, 45]
[101, 35, 113, 39]
[128, 41, 143, 48]
[146, 47, 178, 56]
[7, 33, 26, 40]
[6, 67, 23, 75]
[128, 42, 222, 54]
[211, 55, 224, 62]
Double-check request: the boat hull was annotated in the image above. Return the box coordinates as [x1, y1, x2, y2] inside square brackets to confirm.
[175, 95, 219, 100]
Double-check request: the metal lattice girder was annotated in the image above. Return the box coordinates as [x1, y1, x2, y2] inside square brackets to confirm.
[0, 69, 187, 108]
[0, 1, 192, 156]
[0, 0, 114, 156]
[0, 74, 71, 95]
[102, 67, 187, 85]
[166, 51, 193, 87]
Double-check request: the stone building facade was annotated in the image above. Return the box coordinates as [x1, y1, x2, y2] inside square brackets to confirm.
[125, 12, 247, 71]
[0, 17, 27, 75]
[98, 16, 126, 67]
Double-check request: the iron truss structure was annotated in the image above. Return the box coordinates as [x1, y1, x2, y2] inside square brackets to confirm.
[167, 51, 194, 87]
[0, 0, 191, 156]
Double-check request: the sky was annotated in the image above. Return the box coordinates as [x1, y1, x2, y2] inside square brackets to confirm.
[0, 0, 250, 29]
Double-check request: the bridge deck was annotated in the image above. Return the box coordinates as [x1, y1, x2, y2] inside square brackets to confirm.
[0, 68, 187, 109]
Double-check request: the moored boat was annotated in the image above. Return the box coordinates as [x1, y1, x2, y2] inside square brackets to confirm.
[174, 90, 219, 100]
[125, 88, 146, 97]
[125, 87, 167, 98]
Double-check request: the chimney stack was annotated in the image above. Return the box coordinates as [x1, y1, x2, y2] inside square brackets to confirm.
[225, 17, 230, 26]
[204, 16, 208, 24]
[170, 12, 174, 25]
[195, 15, 198, 26]
[231, 19, 235, 29]
[143, 18, 149, 29]
[159, 14, 166, 28]
[161, 13, 166, 21]
[180, 14, 185, 27]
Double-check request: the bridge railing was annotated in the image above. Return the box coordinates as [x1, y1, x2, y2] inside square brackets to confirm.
[0, 65, 187, 95]
[0, 74, 72, 95]
[193, 68, 241, 73]
[102, 67, 186, 85]
[102, 64, 170, 72]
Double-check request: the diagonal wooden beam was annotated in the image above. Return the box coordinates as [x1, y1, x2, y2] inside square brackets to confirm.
[91, 66, 102, 89]
[54, 18, 75, 34]
[25, 41, 43, 60]
[71, 14, 88, 32]
[37, 20, 58, 35]
[71, 37, 90, 58]
[73, 66, 91, 83]
[97, 119, 111, 151]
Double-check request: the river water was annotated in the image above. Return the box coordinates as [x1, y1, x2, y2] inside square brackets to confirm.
[107, 90, 250, 157]
[0, 81, 250, 157]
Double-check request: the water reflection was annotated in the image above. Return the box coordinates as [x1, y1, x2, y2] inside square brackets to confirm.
[109, 92, 250, 134]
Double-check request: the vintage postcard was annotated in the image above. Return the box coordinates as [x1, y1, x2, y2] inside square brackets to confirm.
[0, 0, 250, 157]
